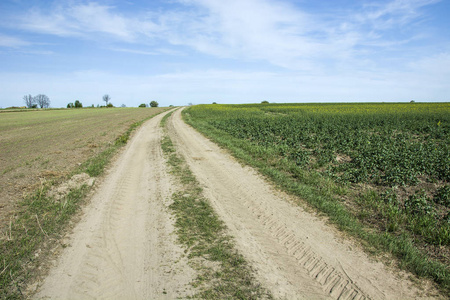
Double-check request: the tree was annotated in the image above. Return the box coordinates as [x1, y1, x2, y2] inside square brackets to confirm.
[23, 94, 35, 108]
[121, 104, 126, 108]
[261, 100, 269, 104]
[150, 101, 158, 107]
[74, 100, 83, 108]
[103, 94, 111, 106]
[67, 102, 74, 108]
[139, 103, 147, 108]
[35, 94, 50, 108]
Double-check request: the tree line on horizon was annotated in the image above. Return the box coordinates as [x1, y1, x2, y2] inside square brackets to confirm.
[23, 94, 50, 108]
[7, 94, 160, 109]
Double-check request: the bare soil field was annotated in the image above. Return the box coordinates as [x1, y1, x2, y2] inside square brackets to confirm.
[0, 108, 166, 226]
[32, 108, 442, 299]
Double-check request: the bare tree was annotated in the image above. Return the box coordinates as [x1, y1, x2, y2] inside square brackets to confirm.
[23, 94, 35, 108]
[35, 94, 50, 108]
[103, 94, 111, 106]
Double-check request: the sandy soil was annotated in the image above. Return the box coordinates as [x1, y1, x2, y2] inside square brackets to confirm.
[34, 108, 440, 300]
[168, 108, 439, 300]
[34, 110, 195, 299]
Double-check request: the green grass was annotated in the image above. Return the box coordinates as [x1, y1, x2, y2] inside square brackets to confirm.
[161, 111, 271, 299]
[0, 110, 165, 299]
[183, 103, 450, 295]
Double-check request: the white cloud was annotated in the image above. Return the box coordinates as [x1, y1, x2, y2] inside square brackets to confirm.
[8, 0, 442, 71]
[361, 0, 440, 27]
[0, 34, 30, 47]
[18, 2, 157, 42]
[163, 0, 319, 70]
[111, 48, 158, 55]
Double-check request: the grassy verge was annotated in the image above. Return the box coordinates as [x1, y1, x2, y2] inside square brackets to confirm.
[161, 111, 271, 299]
[0, 112, 163, 299]
[182, 109, 450, 295]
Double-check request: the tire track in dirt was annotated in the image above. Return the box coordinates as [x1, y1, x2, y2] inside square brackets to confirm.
[34, 110, 195, 299]
[168, 108, 436, 299]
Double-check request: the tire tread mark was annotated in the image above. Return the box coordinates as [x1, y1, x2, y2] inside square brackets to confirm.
[243, 197, 370, 300]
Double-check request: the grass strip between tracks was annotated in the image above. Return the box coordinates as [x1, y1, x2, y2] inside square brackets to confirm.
[0, 112, 164, 299]
[161, 111, 272, 299]
[182, 109, 450, 295]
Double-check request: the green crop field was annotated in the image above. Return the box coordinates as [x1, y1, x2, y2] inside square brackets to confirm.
[183, 102, 450, 292]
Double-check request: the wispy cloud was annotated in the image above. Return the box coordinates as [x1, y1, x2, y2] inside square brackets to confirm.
[18, 2, 157, 42]
[160, 0, 441, 70]
[360, 0, 440, 28]
[9, 0, 441, 71]
[111, 48, 158, 55]
[0, 34, 30, 47]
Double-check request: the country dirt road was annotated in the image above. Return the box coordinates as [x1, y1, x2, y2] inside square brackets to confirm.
[35, 108, 438, 299]
[34, 110, 195, 299]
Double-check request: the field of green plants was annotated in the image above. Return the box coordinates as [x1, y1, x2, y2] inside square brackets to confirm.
[183, 102, 450, 291]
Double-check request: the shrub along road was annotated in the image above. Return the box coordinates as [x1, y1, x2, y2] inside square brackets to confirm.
[33, 108, 441, 299]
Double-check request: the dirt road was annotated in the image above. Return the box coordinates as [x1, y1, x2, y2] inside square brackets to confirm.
[34, 110, 195, 299]
[35, 108, 436, 299]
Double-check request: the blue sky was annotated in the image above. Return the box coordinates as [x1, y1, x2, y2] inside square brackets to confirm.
[0, 0, 449, 108]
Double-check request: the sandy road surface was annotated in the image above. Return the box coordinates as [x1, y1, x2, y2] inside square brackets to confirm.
[34, 110, 195, 299]
[169, 108, 436, 299]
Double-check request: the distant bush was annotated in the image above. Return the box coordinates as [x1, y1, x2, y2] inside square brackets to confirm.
[74, 100, 83, 108]
[67, 103, 74, 108]
[139, 103, 147, 108]
[261, 100, 269, 104]
[106, 103, 114, 108]
[150, 101, 158, 107]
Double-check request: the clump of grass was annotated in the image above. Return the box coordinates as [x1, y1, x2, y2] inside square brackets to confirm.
[161, 112, 271, 299]
[0, 184, 89, 298]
